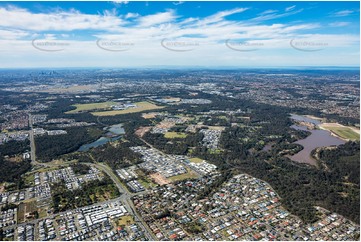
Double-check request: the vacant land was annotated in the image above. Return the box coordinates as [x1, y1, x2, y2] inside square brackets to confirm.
[168, 167, 199, 182]
[149, 173, 170, 185]
[138, 177, 157, 189]
[92, 102, 164, 116]
[135, 126, 152, 137]
[164, 132, 188, 139]
[319, 123, 360, 141]
[117, 215, 134, 226]
[23, 173, 35, 187]
[142, 112, 158, 119]
[18, 201, 37, 223]
[189, 157, 204, 163]
[66, 101, 116, 114]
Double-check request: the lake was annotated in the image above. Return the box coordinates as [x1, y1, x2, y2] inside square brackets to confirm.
[108, 123, 125, 135]
[78, 123, 124, 152]
[78, 136, 121, 152]
[290, 114, 322, 125]
[289, 115, 345, 165]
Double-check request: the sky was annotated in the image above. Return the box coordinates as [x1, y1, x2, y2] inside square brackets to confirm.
[0, 1, 359, 68]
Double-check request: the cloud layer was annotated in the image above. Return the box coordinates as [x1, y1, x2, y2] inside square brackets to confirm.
[0, 3, 359, 68]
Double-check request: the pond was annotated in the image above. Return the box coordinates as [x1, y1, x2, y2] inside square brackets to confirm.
[78, 136, 121, 152]
[289, 115, 345, 165]
[78, 123, 124, 152]
[108, 123, 125, 135]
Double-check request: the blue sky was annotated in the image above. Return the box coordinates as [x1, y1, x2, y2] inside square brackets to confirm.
[0, 1, 359, 68]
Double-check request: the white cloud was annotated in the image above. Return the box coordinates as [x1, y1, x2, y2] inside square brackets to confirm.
[250, 8, 303, 22]
[0, 6, 124, 31]
[112, 1, 129, 5]
[172, 1, 184, 6]
[0, 29, 29, 39]
[137, 10, 177, 27]
[332, 10, 354, 17]
[285, 5, 296, 12]
[197, 8, 248, 26]
[329, 22, 350, 27]
[43, 34, 56, 40]
[125, 12, 139, 19]
[0, 5, 358, 67]
[260, 10, 278, 15]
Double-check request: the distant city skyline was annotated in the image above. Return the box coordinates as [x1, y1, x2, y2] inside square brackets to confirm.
[0, 1, 359, 68]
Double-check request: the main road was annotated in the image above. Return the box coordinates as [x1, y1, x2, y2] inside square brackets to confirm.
[85, 162, 156, 240]
[25, 117, 155, 239]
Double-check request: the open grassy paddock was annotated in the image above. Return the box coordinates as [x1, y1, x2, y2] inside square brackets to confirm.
[168, 167, 199, 182]
[328, 127, 359, 140]
[17, 201, 37, 223]
[138, 177, 157, 189]
[319, 123, 360, 141]
[117, 215, 134, 226]
[164, 132, 188, 139]
[66, 101, 117, 114]
[92, 101, 164, 116]
[189, 157, 204, 163]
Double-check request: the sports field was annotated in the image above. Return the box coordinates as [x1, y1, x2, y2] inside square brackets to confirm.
[91, 101, 164, 116]
[189, 157, 204, 163]
[66, 101, 116, 114]
[164, 132, 188, 139]
[319, 123, 360, 141]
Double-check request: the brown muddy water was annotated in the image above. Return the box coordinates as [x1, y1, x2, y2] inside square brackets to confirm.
[289, 114, 345, 165]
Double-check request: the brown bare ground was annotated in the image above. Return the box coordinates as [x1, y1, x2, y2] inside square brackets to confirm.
[156, 121, 175, 129]
[149, 173, 170, 185]
[142, 113, 158, 119]
[135, 126, 152, 137]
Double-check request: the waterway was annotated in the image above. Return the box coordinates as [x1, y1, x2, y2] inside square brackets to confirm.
[107, 123, 125, 135]
[78, 124, 125, 152]
[289, 114, 345, 165]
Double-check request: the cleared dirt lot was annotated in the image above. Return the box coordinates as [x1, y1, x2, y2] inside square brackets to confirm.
[149, 173, 170, 185]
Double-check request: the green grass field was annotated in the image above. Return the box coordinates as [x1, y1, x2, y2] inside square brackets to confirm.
[92, 101, 164, 116]
[164, 132, 188, 139]
[138, 177, 157, 189]
[23, 173, 35, 187]
[189, 157, 204, 163]
[117, 215, 134, 226]
[66, 101, 117, 114]
[168, 167, 199, 182]
[209, 149, 222, 154]
[329, 127, 360, 140]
